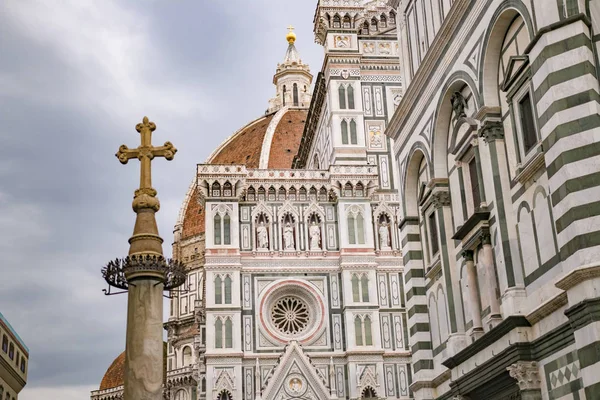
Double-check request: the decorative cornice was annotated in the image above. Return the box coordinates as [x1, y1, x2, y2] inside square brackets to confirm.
[555, 262, 600, 291]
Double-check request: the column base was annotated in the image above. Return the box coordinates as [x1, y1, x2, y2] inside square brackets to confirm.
[501, 286, 527, 316]
[483, 314, 503, 331]
[446, 333, 468, 357]
[468, 327, 484, 342]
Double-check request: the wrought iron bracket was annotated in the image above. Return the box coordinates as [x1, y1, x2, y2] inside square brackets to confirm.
[101, 254, 187, 296]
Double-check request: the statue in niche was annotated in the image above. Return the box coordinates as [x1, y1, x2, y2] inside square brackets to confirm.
[379, 221, 391, 249]
[283, 222, 295, 250]
[257, 221, 269, 249]
[451, 91, 468, 120]
[309, 221, 321, 250]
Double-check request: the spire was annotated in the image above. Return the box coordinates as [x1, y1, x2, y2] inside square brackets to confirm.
[267, 27, 313, 113]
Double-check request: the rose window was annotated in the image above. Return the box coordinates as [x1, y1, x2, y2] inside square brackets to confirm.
[271, 296, 310, 335]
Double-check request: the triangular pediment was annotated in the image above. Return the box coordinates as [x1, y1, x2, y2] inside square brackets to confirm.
[501, 55, 529, 92]
[262, 341, 332, 400]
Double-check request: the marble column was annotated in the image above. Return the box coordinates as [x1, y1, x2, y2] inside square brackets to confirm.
[480, 231, 502, 325]
[462, 250, 484, 339]
[507, 361, 542, 400]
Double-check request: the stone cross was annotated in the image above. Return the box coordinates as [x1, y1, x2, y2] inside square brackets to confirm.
[116, 116, 177, 191]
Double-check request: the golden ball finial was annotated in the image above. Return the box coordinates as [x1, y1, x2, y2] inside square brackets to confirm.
[286, 25, 296, 44]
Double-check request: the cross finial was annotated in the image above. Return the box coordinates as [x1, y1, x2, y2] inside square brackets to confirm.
[287, 25, 294, 33]
[116, 116, 177, 197]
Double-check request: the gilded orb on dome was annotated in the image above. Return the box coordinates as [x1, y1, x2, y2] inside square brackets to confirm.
[286, 25, 297, 44]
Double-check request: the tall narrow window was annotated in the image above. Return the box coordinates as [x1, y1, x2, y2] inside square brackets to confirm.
[350, 120, 358, 144]
[519, 93, 537, 154]
[347, 86, 355, 109]
[215, 318, 223, 348]
[282, 85, 287, 107]
[339, 86, 347, 109]
[364, 316, 373, 345]
[214, 214, 221, 245]
[223, 214, 231, 245]
[224, 276, 232, 304]
[183, 346, 192, 366]
[348, 214, 356, 244]
[225, 319, 233, 348]
[468, 158, 481, 211]
[352, 274, 360, 302]
[20, 357, 25, 373]
[355, 317, 363, 345]
[356, 213, 365, 244]
[293, 83, 299, 106]
[429, 213, 439, 256]
[1, 335, 7, 353]
[341, 120, 349, 144]
[361, 275, 369, 302]
[215, 275, 222, 304]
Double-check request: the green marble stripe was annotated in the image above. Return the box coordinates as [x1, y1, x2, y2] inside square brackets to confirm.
[409, 322, 430, 337]
[410, 341, 433, 353]
[547, 142, 600, 180]
[412, 359, 434, 372]
[531, 33, 592, 76]
[585, 381, 600, 399]
[404, 268, 425, 282]
[534, 61, 597, 102]
[543, 114, 600, 152]
[537, 89, 600, 130]
[489, 140, 516, 287]
[578, 340, 600, 369]
[406, 286, 426, 302]
[555, 200, 600, 234]
[436, 207, 457, 332]
[457, 166, 468, 221]
[551, 170, 600, 206]
[403, 250, 423, 265]
[559, 229, 600, 262]
[401, 234, 421, 247]
[408, 304, 429, 318]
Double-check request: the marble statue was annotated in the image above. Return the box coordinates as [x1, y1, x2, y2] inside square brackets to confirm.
[379, 221, 390, 249]
[284, 222, 295, 250]
[309, 221, 321, 250]
[257, 222, 269, 249]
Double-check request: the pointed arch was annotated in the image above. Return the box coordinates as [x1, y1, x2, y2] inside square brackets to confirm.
[339, 85, 347, 109]
[293, 83, 299, 106]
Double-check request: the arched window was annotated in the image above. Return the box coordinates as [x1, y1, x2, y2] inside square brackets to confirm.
[333, 14, 341, 28]
[313, 154, 320, 169]
[175, 389, 188, 400]
[341, 120, 349, 144]
[282, 85, 287, 106]
[355, 316, 363, 345]
[360, 274, 369, 302]
[364, 316, 373, 345]
[343, 14, 351, 28]
[225, 318, 233, 348]
[223, 214, 231, 245]
[380, 14, 387, 28]
[214, 214, 221, 245]
[371, 17, 378, 31]
[428, 295, 440, 348]
[344, 182, 353, 197]
[289, 187, 297, 200]
[278, 186, 287, 200]
[362, 21, 370, 35]
[356, 213, 365, 244]
[352, 274, 360, 302]
[212, 182, 221, 197]
[299, 186, 307, 200]
[182, 346, 192, 366]
[217, 390, 233, 400]
[293, 83, 299, 106]
[437, 287, 450, 343]
[348, 214, 356, 244]
[201, 377, 206, 392]
[362, 387, 377, 399]
[247, 186, 256, 201]
[215, 275, 222, 304]
[224, 275, 232, 304]
[339, 85, 347, 109]
[215, 318, 223, 348]
[355, 182, 364, 197]
[390, 11, 396, 25]
[350, 119, 358, 144]
[347, 85, 355, 109]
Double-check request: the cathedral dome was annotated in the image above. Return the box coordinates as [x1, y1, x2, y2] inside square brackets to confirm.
[177, 107, 308, 240]
[99, 351, 125, 391]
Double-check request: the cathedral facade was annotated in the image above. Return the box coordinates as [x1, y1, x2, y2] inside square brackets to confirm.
[92, 0, 600, 399]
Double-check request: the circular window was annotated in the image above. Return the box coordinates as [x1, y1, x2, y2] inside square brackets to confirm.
[271, 296, 310, 335]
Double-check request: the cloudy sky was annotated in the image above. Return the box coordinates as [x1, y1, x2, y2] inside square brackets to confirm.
[0, 1, 323, 398]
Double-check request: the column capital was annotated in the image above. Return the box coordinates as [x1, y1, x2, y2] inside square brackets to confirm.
[461, 249, 474, 261]
[431, 191, 451, 210]
[479, 120, 504, 143]
[480, 229, 491, 245]
[507, 361, 541, 391]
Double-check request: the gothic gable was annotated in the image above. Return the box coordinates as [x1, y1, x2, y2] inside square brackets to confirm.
[261, 342, 332, 400]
